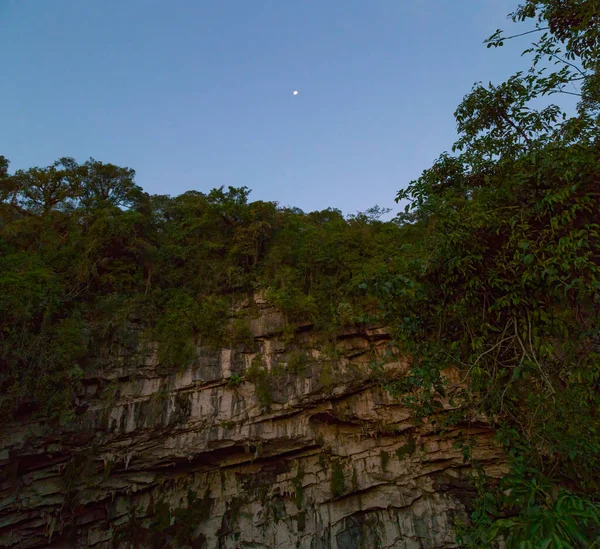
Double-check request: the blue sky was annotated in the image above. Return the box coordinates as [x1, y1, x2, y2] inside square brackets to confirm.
[1, 0, 525, 215]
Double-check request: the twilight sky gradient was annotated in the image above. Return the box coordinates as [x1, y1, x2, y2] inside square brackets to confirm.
[1, 0, 526, 215]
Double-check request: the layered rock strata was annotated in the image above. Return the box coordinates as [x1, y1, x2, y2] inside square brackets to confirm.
[0, 298, 505, 548]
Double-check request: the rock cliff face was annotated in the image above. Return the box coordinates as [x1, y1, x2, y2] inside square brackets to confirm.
[0, 296, 506, 549]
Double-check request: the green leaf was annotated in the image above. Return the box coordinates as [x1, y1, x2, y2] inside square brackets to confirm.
[523, 254, 535, 265]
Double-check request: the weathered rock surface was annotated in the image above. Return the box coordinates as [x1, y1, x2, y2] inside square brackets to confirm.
[0, 297, 506, 548]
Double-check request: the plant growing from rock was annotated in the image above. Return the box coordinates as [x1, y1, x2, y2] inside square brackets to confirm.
[330, 461, 345, 498]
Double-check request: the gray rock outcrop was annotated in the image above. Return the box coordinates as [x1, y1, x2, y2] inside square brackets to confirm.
[0, 297, 505, 548]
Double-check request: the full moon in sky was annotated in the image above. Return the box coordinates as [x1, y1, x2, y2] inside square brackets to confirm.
[293, 90, 299, 96]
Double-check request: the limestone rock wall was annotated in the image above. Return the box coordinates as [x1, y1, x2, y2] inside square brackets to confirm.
[0, 297, 506, 548]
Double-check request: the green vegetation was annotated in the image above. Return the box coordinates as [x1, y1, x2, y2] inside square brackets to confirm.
[395, 437, 417, 460]
[1, 1, 599, 546]
[226, 373, 243, 388]
[372, 1, 600, 546]
[291, 465, 305, 510]
[227, 317, 256, 349]
[286, 349, 311, 375]
[245, 354, 273, 410]
[140, 489, 213, 546]
[351, 467, 359, 491]
[0, 160, 400, 420]
[379, 450, 390, 471]
[331, 460, 346, 498]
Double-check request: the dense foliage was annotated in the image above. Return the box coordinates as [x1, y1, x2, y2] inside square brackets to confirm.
[0, 156, 402, 421]
[1, 1, 598, 546]
[380, 1, 600, 546]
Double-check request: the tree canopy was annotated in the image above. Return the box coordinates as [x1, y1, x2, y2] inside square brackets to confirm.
[1, 1, 599, 546]
[386, 1, 600, 546]
[0, 156, 402, 421]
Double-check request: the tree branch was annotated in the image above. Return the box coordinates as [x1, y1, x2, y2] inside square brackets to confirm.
[499, 112, 532, 146]
[548, 53, 587, 78]
[552, 89, 583, 97]
[488, 27, 550, 42]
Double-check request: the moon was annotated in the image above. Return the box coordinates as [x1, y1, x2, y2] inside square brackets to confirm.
[293, 90, 299, 96]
